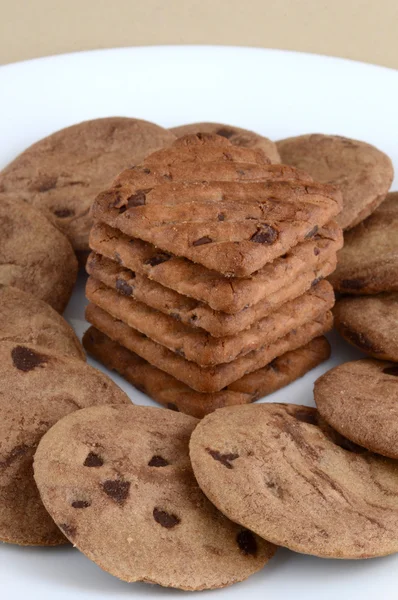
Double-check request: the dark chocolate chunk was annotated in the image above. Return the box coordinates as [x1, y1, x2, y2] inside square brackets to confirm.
[71, 500, 91, 509]
[175, 348, 185, 358]
[311, 277, 323, 287]
[145, 253, 172, 267]
[11, 346, 47, 372]
[148, 455, 169, 467]
[116, 278, 133, 296]
[305, 225, 319, 239]
[153, 508, 180, 528]
[216, 128, 234, 139]
[250, 225, 278, 244]
[237, 530, 258, 556]
[101, 480, 130, 504]
[206, 448, 239, 469]
[217, 213, 226, 221]
[169, 312, 181, 322]
[192, 236, 213, 247]
[84, 452, 104, 467]
[314, 247, 321, 256]
[126, 189, 148, 208]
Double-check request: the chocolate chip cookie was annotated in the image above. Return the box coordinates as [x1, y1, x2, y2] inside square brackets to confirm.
[0, 285, 85, 360]
[171, 122, 280, 163]
[92, 134, 342, 277]
[33, 404, 275, 590]
[277, 134, 394, 230]
[84, 328, 330, 418]
[0, 118, 176, 251]
[329, 192, 398, 294]
[334, 293, 398, 361]
[0, 341, 130, 546]
[315, 359, 398, 458]
[0, 196, 77, 312]
[190, 403, 398, 558]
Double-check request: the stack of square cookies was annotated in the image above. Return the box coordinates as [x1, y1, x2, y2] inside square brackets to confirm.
[83, 134, 343, 417]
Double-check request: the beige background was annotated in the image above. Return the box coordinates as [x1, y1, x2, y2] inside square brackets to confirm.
[0, 0, 397, 69]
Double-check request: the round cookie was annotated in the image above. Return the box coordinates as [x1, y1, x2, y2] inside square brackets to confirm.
[0, 341, 130, 546]
[334, 293, 398, 361]
[329, 192, 398, 294]
[0, 285, 85, 360]
[33, 405, 275, 590]
[0, 118, 176, 252]
[277, 134, 394, 230]
[0, 196, 77, 313]
[315, 359, 398, 459]
[190, 402, 398, 558]
[171, 122, 280, 163]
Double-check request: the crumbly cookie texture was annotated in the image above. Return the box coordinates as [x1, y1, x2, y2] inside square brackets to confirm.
[33, 404, 275, 590]
[92, 134, 342, 277]
[277, 134, 394, 230]
[334, 293, 398, 361]
[0, 195, 77, 313]
[0, 341, 130, 546]
[190, 402, 398, 558]
[315, 359, 398, 458]
[83, 327, 330, 418]
[0, 117, 176, 251]
[329, 192, 398, 294]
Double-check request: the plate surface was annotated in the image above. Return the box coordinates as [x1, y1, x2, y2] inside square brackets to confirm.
[0, 46, 397, 600]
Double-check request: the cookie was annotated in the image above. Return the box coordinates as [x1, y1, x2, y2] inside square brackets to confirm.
[87, 251, 337, 338]
[86, 277, 334, 366]
[90, 220, 342, 314]
[333, 293, 398, 361]
[315, 359, 398, 458]
[277, 134, 394, 230]
[84, 328, 331, 418]
[0, 285, 85, 360]
[33, 405, 275, 590]
[329, 192, 398, 294]
[171, 122, 281, 163]
[92, 135, 342, 277]
[189, 403, 398, 558]
[0, 118, 176, 251]
[0, 196, 77, 313]
[85, 303, 333, 392]
[0, 341, 130, 546]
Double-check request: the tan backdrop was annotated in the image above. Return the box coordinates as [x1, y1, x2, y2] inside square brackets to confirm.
[1, 0, 397, 69]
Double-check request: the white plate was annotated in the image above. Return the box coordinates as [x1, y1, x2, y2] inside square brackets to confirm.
[1, 46, 398, 600]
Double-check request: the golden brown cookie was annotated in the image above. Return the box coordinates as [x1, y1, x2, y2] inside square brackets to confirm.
[329, 192, 398, 294]
[171, 122, 280, 163]
[0, 285, 85, 360]
[0, 341, 130, 546]
[33, 404, 275, 590]
[0, 118, 176, 251]
[83, 327, 331, 418]
[190, 403, 398, 558]
[0, 196, 77, 312]
[315, 359, 398, 458]
[277, 134, 394, 230]
[334, 293, 398, 361]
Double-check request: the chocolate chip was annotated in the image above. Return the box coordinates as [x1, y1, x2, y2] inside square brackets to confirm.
[206, 448, 239, 469]
[145, 253, 172, 267]
[344, 329, 377, 353]
[216, 128, 234, 139]
[119, 205, 127, 214]
[153, 508, 180, 528]
[167, 403, 179, 412]
[383, 366, 398, 376]
[217, 213, 226, 221]
[0, 444, 30, 469]
[189, 314, 198, 323]
[11, 346, 47, 372]
[237, 169, 246, 175]
[175, 348, 185, 358]
[148, 455, 169, 467]
[341, 279, 365, 290]
[311, 277, 323, 287]
[59, 523, 76, 538]
[116, 278, 133, 296]
[126, 190, 147, 208]
[54, 208, 75, 218]
[114, 252, 122, 264]
[314, 247, 321, 256]
[293, 408, 318, 425]
[237, 530, 258, 556]
[169, 312, 181, 322]
[305, 225, 319, 238]
[268, 359, 280, 372]
[72, 500, 91, 509]
[84, 452, 104, 467]
[250, 225, 278, 244]
[101, 480, 130, 504]
[192, 236, 212, 247]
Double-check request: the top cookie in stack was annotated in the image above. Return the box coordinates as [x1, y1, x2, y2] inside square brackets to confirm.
[84, 134, 343, 416]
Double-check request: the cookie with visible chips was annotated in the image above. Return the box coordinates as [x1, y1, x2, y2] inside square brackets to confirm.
[33, 404, 275, 590]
